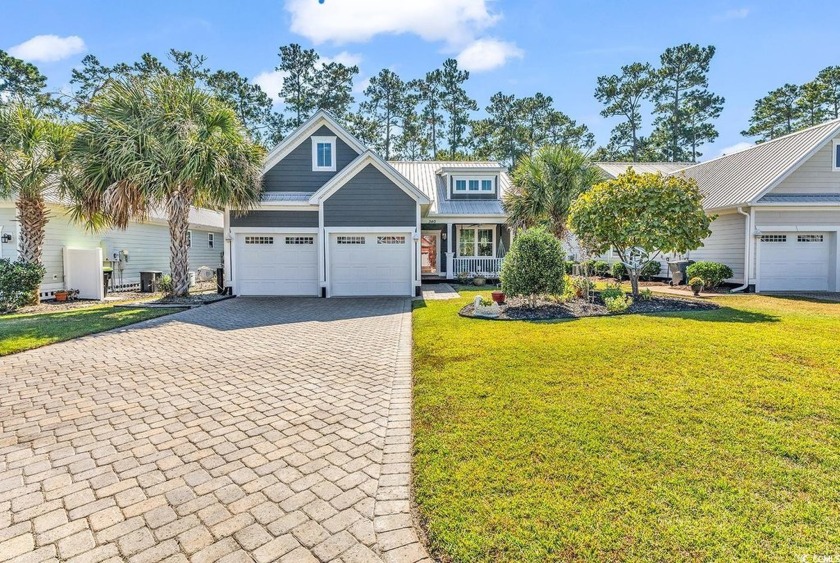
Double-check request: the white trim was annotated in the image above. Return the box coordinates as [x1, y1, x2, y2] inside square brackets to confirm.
[309, 151, 431, 205]
[230, 227, 319, 234]
[318, 201, 325, 288]
[324, 226, 416, 234]
[753, 225, 840, 232]
[208, 232, 215, 249]
[311, 136, 337, 172]
[425, 215, 507, 223]
[834, 139, 840, 172]
[262, 110, 367, 173]
[223, 207, 232, 288]
[455, 224, 496, 258]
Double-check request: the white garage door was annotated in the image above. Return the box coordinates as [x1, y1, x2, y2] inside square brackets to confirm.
[329, 233, 413, 296]
[235, 233, 319, 296]
[760, 232, 830, 291]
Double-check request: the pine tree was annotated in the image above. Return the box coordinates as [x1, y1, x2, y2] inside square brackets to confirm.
[439, 59, 477, 159]
[594, 62, 655, 161]
[742, 84, 801, 141]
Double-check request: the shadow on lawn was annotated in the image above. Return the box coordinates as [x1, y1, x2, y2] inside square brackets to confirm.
[639, 306, 780, 323]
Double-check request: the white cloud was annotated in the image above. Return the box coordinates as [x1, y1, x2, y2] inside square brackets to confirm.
[7, 34, 86, 62]
[718, 142, 753, 157]
[716, 8, 750, 20]
[285, 0, 499, 46]
[457, 38, 523, 72]
[253, 70, 287, 102]
[322, 51, 362, 68]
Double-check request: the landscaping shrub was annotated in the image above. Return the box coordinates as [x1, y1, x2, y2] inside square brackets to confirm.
[600, 282, 624, 301]
[605, 294, 633, 313]
[568, 275, 595, 300]
[639, 288, 654, 301]
[158, 274, 174, 295]
[686, 261, 733, 289]
[612, 260, 662, 280]
[0, 259, 45, 313]
[593, 260, 610, 277]
[500, 227, 566, 306]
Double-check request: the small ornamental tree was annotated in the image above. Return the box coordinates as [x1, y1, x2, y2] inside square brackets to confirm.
[500, 227, 566, 307]
[569, 169, 713, 296]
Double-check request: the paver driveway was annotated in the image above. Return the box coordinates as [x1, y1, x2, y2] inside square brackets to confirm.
[0, 298, 430, 563]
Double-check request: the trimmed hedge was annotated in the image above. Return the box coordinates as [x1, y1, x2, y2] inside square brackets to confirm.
[0, 259, 45, 313]
[612, 260, 662, 281]
[686, 261, 733, 289]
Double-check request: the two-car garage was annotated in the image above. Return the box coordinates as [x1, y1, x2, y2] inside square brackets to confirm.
[233, 230, 415, 297]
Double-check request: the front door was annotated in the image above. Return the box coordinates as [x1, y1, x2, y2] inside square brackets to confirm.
[421, 232, 440, 274]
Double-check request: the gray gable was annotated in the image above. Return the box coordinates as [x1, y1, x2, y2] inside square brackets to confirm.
[263, 125, 360, 193]
[324, 164, 417, 227]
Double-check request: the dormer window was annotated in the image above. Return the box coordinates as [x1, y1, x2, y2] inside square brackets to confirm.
[312, 136, 336, 172]
[833, 140, 840, 171]
[451, 176, 496, 196]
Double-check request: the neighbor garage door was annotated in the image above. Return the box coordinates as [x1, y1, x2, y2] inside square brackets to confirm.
[759, 232, 830, 291]
[329, 233, 413, 296]
[235, 233, 319, 296]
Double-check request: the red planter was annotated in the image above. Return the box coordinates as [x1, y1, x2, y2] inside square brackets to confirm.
[491, 291, 506, 304]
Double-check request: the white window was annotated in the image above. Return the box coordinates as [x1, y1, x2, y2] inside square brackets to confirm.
[760, 235, 787, 243]
[377, 236, 406, 244]
[833, 140, 840, 171]
[311, 136, 336, 172]
[457, 226, 495, 257]
[285, 236, 314, 245]
[337, 236, 365, 245]
[208, 233, 214, 248]
[797, 234, 824, 243]
[244, 236, 274, 244]
[451, 176, 496, 196]
[187, 231, 192, 247]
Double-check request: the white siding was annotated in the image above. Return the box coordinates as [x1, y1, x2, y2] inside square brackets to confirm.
[188, 229, 224, 274]
[686, 212, 746, 283]
[770, 136, 840, 195]
[1, 204, 222, 293]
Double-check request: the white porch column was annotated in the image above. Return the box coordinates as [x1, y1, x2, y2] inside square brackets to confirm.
[445, 222, 454, 279]
[223, 207, 233, 291]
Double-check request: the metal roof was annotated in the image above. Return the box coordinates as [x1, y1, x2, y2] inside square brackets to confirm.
[594, 162, 695, 178]
[388, 161, 509, 216]
[261, 191, 313, 202]
[677, 119, 840, 209]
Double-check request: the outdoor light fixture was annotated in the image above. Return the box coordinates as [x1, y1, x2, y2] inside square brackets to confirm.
[0, 233, 12, 243]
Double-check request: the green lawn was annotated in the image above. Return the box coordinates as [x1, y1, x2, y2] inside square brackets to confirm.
[0, 305, 181, 355]
[413, 288, 840, 562]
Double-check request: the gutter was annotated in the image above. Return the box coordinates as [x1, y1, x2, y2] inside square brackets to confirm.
[732, 206, 751, 292]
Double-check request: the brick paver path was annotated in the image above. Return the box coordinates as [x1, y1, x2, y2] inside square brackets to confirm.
[0, 298, 430, 563]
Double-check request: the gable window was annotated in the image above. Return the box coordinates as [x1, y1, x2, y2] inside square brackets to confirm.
[208, 233, 214, 248]
[311, 136, 336, 172]
[457, 226, 495, 257]
[451, 176, 496, 196]
[834, 140, 840, 171]
[187, 231, 192, 248]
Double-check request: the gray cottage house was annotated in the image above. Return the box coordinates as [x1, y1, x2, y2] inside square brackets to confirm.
[223, 110, 511, 297]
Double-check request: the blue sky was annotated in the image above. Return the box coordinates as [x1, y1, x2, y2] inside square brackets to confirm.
[3, 0, 840, 160]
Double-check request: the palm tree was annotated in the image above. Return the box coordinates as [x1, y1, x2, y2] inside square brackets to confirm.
[0, 103, 74, 268]
[70, 74, 264, 296]
[504, 145, 601, 240]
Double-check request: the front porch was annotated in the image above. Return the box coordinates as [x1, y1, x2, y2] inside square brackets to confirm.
[420, 221, 509, 280]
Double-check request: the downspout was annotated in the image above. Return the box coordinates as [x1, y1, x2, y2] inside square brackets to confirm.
[732, 206, 751, 292]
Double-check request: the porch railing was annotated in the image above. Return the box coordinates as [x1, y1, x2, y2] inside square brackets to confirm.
[452, 256, 504, 278]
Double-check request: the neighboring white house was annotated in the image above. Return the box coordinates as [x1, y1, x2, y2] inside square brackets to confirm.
[0, 197, 223, 299]
[588, 119, 840, 292]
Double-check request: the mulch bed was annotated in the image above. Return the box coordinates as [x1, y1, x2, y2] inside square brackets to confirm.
[460, 293, 719, 321]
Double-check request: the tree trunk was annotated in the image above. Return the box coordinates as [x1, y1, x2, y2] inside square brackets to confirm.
[168, 192, 192, 297]
[17, 193, 49, 305]
[629, 271, 640, 297]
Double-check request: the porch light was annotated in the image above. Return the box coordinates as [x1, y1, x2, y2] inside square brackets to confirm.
[0, 233, 11, 243]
